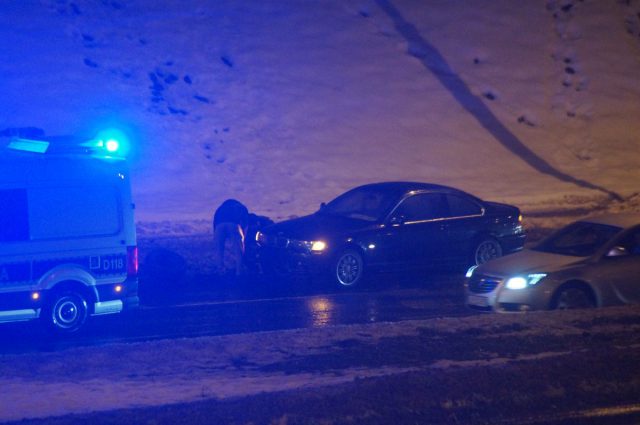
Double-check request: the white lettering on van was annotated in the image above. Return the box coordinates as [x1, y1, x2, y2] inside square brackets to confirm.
[102, 258, 124, 271]
[0, 267, 8, 281]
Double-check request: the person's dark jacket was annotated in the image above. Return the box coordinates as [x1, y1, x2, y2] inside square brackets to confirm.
[213, 199, 249, 230]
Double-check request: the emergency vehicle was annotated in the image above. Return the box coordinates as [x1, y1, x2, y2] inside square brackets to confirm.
[0, 133, 138, 333]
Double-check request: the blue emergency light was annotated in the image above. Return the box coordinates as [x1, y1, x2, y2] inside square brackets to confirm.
[93, 128, 129, 157]
[3, 129, 130, 159]
[105, 139, 120, 152]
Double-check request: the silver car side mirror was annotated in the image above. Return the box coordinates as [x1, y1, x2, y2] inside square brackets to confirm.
[606, 246, 628, 257]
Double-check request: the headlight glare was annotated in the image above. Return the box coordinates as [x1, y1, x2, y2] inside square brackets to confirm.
[465, 265, 478, 278]
[506, 276, 528, 290]
[506, 273, 547, 290]
[310, 240, 327, 252]
[291, 239, 327, 252]
[528, 273, 547, 285]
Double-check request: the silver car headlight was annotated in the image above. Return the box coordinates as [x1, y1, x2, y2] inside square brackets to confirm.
[465, 265, 478, 278]
[505, 273, 547, 290]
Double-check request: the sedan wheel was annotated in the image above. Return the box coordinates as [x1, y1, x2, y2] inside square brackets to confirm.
[473, 239, 503, 265]
[552, 286, 596, 310]
[335, 250, 363, 287]
[45, 291, 88, 333]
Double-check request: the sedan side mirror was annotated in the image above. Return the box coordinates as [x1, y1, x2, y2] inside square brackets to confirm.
[389, 215, 405, 226]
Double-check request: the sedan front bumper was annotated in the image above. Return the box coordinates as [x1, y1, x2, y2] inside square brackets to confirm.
[256, 244, 332, 278]
[465, 272, 552, 312]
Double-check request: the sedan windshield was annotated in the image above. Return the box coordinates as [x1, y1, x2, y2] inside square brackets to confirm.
[319, 186, 398, 222]
[533, 221, 622, 257]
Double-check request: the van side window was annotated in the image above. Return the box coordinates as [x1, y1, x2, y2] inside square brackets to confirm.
[29, 186, 121, 239]
[0, 189, 30, 242]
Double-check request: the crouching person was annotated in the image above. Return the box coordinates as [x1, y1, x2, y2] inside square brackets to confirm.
[212, 199, 249, 282]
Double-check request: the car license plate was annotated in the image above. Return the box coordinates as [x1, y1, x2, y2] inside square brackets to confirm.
[468, 295, 489, 307]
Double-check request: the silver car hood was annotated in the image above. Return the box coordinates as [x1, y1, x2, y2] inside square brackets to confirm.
[478, 249, 586, 276]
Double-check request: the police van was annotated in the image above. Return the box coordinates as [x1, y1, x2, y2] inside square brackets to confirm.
[0, 133, 138, 333]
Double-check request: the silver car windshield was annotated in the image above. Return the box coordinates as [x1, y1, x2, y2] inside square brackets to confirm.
[319, 186, 398, 222]
[533, 221, 622, 257]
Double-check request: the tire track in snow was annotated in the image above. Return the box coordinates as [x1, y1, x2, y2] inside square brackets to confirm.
[374, 0, 622, 201]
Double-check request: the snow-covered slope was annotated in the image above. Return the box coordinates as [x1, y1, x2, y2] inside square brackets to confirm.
[2, 0, 639, 226]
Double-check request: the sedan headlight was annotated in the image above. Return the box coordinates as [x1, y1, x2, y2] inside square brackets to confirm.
[505, 273, 547, 290]
[310, 240, 327, 252]
[289, 239, 328, 252]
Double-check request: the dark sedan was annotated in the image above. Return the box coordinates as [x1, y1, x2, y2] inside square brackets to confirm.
[256, 182, 525, 287]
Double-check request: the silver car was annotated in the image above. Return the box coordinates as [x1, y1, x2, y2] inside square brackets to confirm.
[465, 214, 640, 312]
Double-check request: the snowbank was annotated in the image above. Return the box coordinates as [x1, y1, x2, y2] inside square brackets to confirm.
[1, 0, 639, 225]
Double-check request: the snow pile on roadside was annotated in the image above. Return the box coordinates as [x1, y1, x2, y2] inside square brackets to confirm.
[1, 0, 639, 225]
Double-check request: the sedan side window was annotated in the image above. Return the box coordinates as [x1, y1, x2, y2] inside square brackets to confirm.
[393, 193, 448, 223]
[445, 194, 483, 218]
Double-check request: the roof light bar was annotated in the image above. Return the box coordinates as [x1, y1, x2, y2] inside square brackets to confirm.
[3, 129, 129, 159]
[7, 138, 50, 153]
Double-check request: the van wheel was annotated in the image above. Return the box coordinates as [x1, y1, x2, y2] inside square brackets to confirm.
[45, 292, 88, 333]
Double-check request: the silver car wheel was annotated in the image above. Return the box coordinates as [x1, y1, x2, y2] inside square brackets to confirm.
[553, 287, 595, 310]
[336, 250, 363, 287]
[474, 239, 503, 265]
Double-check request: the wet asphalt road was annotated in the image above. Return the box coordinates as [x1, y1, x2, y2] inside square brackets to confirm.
[5, 273, 640, 425]
[0, 272, 471, 354]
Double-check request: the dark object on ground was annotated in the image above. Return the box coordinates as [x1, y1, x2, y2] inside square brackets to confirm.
[139, 248, 187, 304]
